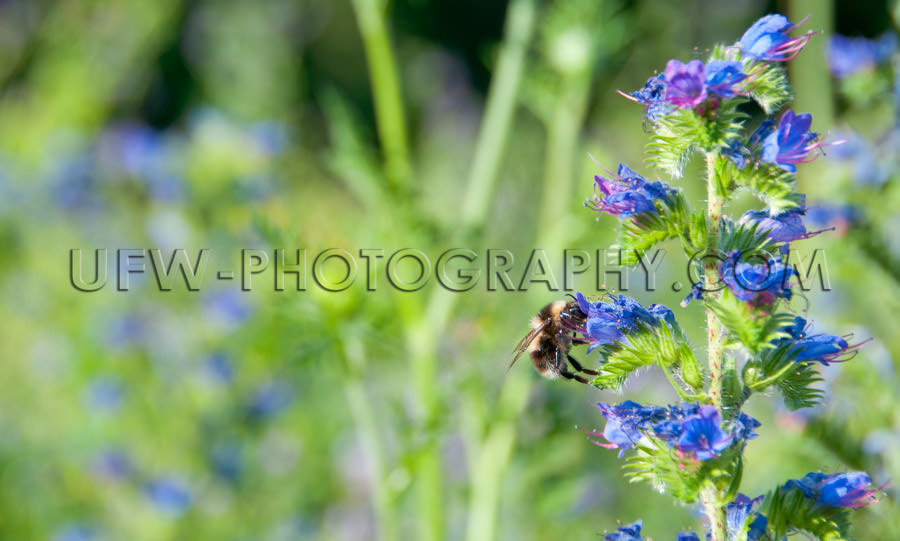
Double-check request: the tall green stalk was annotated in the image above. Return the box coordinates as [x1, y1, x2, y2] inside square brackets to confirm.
[350, 0, 411, 191]
[703, 151, 727, 541]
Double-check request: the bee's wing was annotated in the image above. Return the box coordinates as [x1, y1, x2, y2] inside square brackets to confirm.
[507, 319, 550, 373]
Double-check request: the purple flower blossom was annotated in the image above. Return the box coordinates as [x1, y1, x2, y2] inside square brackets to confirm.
[726, 494, 768, 541]
[760, 111, 822, 173]
[663, 60, 708, 108]
[585, 164, 676, 218]
[738, 14, 813, 62]
[828, 33, 897, 78]
[604, 520, 643, 541]
[722, 140, 751, 169]
[785, 472, 880, 508]
[719, 251, 794, 305]
[705, 60, 747, 98]
[674, 406, 733, 461]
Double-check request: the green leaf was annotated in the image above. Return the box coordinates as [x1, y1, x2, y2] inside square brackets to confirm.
[645, 107, 704, 177]
[706, 289, 795, 354]
[776, 361, 825, 411]
[612, 189, 692, 265]
[733, 161, 803, 215]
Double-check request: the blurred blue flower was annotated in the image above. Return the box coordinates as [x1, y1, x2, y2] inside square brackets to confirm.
[785, 471, 880, 508]
[51, 155, 101, 211]
[676, 533, 700, 541]
[827, 131, 888, 186]
[100, 124, 184, 202]
[663, 60, 708, 109]
[604, 520, 642, 541]
[84, 377, 125, 413]
[738, 14, 812, 62]
[52, 524, 99, 541]
[209, 440, 243, 483]
[827, 33, 897, 78]
[760, 111, 821, 173]
[91, 448, 132, 481]
[249, 121, 289, 156]
[674, 406, 733, 461]
[145, 476, 193, 516]
[203, 352, 235, 384]
[805, 204, 860, 234]
[719, 251, 793, 305]
[726, 494, 767, 541]
[247, 381, 294, 420]
[204, 289, 252, 329]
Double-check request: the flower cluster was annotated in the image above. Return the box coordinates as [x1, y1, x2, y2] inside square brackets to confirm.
[784, 472, 881, 508]
[584, 164, 677, 218]
[718, 250, 794, 305]
[725, 494, 768, 541]
[573, 292, 674, 351]
[588, 401, 759, 462]
[827, 32, 897, 78]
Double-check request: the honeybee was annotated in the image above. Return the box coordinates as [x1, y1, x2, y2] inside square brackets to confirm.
[510, 299, 599, 384]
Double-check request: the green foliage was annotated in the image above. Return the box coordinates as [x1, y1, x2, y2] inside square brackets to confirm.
[706, 289, 795, 354]
[762, 483, 854, 541]
[624, 437, 742, 504]
[613, 190, 692, 265]
[717, 219, 772, 255]
[742, 341, 825, 410]
[589, 321, 698, 390]
[744, 61, 792, 114]
[732, 161, 804, 214]
[646, 107, 704, 177]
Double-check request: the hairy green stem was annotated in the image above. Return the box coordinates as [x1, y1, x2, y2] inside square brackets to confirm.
[705, 152, 724, 412]
[705, 152, 727, 541]
[350, 0, 411, 191]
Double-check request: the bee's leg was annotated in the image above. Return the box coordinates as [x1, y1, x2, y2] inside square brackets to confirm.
[570, 337, 589, 345]
[559, 369, 592, 384]
[567, 354, 599, 376]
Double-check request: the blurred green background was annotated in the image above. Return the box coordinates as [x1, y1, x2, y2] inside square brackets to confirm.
[0, 0, 898, 539]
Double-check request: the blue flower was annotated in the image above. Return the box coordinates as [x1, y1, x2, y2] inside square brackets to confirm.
[738, 14, 813, 62]
[247, 381, 294, 420]
[705, 60, 747, 98]
[719, 251, 793, 305]
[722, 140, 751, 169]
[91, 448, 132, 481]
[573, 293, 675, 351]
[674, 406, 733, 461]
[676, 533, 700, 541]
[738, 202, 827, 245]
[828, 33, 897, 78]
[726, 494, 768, 541]
[585, 164, 676, 218]
[805, 204, 860, 235]
[624, 75, 672, 122]
[52, 524, 99, 541]
[827, 130, 888, 186]
[773, 317, 864, 365]
[604, 520, 642, 541]
[785, 471, 880, 508]
[760, 111, 822, 173]
[663, 60, 708, 108]
[145, 477, 193, 516]
[589, 401, 667, 456]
